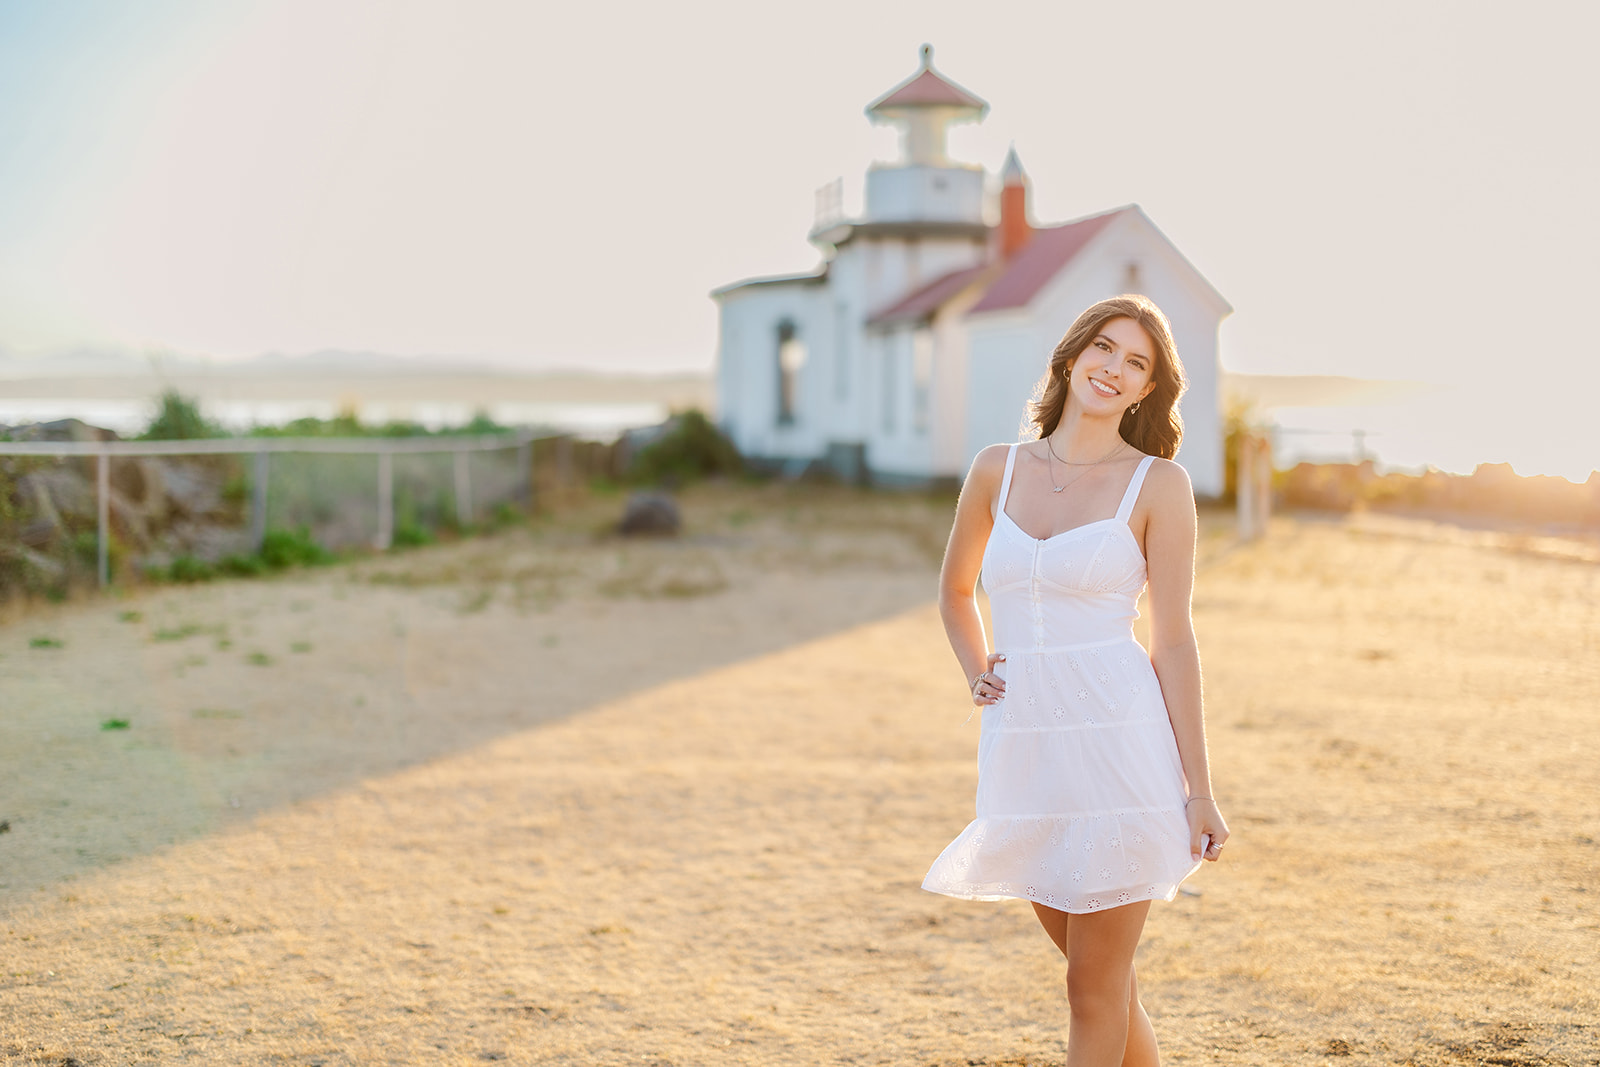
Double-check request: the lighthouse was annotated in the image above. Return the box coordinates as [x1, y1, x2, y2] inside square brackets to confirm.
[712, 48, 1231, 494]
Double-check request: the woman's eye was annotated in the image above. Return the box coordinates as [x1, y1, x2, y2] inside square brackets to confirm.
[1094, 340, 1111, 352]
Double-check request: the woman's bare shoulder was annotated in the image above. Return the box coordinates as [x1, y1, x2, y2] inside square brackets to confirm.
[1140, 456, 1196, 508]
[966, 443, 1013, 485]
[956, 444, 1013, 515]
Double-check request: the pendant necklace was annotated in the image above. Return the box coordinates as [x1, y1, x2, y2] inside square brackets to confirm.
[1044, 436, 1124, 493]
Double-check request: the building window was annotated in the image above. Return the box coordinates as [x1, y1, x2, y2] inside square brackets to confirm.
[776, 320, 806, 426]
[1123, 261, 1143, 295]
[912, 328, 933, 433]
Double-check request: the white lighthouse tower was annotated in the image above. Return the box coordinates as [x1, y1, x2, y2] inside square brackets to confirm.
[860, 44, 988, 225]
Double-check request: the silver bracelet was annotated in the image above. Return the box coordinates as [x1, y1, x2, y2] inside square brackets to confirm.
[1185, 796, 1213, 806]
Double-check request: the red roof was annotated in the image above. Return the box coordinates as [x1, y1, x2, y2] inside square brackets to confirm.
[969, 209, 1128, 313]
[867, 47, 987, 114]
[864, 207, 1132, 324]
[867, 264, 991, 325]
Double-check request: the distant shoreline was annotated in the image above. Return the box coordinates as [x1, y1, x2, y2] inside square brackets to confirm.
[0, 368, 715, 406]
[4, 369, 1588, 483]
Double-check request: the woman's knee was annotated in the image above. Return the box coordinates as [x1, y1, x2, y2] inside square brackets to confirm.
[1065, 964, 1134, 1022]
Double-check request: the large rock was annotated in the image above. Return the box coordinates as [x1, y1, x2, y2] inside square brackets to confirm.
[617, 492, 680, 537]
[2, 418, 119, 443]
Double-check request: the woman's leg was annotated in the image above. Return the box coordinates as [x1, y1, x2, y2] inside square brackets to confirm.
[1031, 901, 1157, 1067]
[1123, 966, 1160, 1067]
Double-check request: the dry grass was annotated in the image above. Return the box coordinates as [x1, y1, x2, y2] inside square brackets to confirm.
[1, 488, 1596, 1066]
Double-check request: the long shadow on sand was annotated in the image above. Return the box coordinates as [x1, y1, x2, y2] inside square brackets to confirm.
[0, 495, 957, 910]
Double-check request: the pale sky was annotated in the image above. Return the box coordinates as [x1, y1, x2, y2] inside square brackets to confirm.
[2, 0, 1597, 390]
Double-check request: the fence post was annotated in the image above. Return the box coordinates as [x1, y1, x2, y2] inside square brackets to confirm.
[1237, 437, 1257, 541]
[251, 449, 269, 552]
[1253, 436, 1272, 537]
[376, 450, 394, 550]
[1237, 434, 1272, 542]
[454, 449, 472, 528]
[96, 451, 110, 587]
[556, 435, 573, 487]
[516, 439, 532, 512]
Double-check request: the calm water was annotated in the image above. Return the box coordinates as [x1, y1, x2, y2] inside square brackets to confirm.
[5, 389, 1593, 484]
[1261, 383, 1597, 483]
[0, 398, 669, 442]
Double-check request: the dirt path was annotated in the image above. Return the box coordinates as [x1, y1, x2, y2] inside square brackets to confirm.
[2, 495, 1597, 1066]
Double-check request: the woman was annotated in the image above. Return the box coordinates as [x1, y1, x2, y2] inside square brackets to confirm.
[923, 294, 1229, 1066]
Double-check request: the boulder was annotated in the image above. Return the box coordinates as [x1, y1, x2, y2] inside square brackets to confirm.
[617, 492, 681, 537]
[4, 418, 119, 443]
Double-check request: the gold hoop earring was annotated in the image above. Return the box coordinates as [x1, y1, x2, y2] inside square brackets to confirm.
[1128, 401, 1141, 415]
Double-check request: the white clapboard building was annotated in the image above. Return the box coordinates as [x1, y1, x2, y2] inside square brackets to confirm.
[712, 46, 1232, 494]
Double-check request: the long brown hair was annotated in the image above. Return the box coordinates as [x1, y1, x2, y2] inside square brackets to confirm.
[1026, 294, 1186, 459]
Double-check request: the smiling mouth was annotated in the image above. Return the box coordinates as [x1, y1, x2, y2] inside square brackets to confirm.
[1089, 378, 1121, 397]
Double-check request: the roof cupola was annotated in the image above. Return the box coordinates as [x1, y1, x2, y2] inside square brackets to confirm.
[855, 46, 989, 229]
[866, 44, 988, 166]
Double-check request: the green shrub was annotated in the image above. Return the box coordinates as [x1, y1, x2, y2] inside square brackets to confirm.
[219, 553, 268, 577]
[627, 410, 742, 487]
[259, 527, 333, 569]
[457, 410, 506, 435]
[393, 522, 434, 548]
[490, 501, 523, 527]
[140, 391, 225, 441]
[166, 555, 216, 583]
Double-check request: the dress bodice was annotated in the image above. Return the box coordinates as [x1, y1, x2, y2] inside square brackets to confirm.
[981, 444, 1155, 653]
[926, 443, 1199, 913]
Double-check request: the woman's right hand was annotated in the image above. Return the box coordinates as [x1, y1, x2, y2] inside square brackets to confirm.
[970, 652, 1007, 705]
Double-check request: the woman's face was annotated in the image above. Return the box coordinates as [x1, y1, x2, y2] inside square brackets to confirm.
[1066, 316, 1157, 417]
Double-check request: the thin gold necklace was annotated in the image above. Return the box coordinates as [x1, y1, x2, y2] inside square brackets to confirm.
[1043, 436, 1124, 494]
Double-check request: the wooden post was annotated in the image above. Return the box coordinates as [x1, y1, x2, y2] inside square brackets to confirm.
[375, 450, 394, 550]
[516, 440, 532, 512]
[556, 435, 573, 487]
[1237, 436, 1258, 541]
[1252, 435, 1272, 537]
[250, 449, 269, 552]
[1237, 435, 1272, 542]
[96, 451, 110, 587]
[454, 449, 472, 528]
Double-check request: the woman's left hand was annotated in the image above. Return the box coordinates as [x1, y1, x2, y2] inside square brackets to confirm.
[1187, 797, 1230, 862]
[970, 652, 1007, 706]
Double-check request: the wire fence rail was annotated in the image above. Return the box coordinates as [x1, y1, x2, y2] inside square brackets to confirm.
[0, 431, 551, 587]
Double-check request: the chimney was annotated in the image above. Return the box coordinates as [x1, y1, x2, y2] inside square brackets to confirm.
[999, 145, 1032, 258]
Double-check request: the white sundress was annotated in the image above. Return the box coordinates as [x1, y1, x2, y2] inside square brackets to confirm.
[922, 444, 1202, 913]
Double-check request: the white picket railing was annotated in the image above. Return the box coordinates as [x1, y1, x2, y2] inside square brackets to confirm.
[0, 431, 546, 586]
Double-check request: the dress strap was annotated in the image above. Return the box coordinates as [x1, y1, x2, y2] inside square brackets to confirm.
[994, 444, 1020, 518]
[1114, 455, 1157, 524]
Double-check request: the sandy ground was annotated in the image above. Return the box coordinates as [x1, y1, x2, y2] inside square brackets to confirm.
[1, 488, 1597, 1066]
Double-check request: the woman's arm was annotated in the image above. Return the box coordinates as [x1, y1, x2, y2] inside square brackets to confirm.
[1141, 460, 1230, 860]
[939, 445, 1010, 705]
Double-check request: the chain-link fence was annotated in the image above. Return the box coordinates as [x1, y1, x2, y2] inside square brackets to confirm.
[0, 429, 625, 595]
